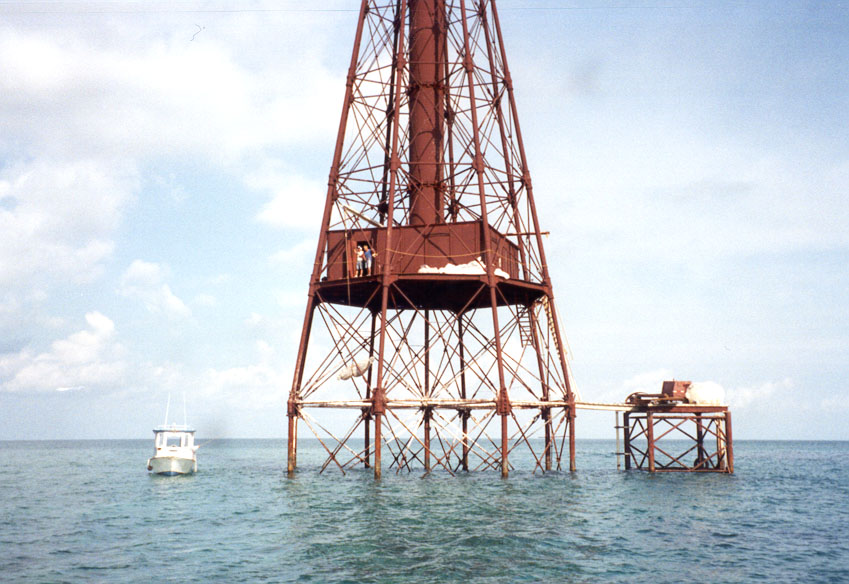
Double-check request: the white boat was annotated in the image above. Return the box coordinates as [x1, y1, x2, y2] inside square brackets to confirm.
[146, 395, 199, 476]
[147, 424, 198, 475]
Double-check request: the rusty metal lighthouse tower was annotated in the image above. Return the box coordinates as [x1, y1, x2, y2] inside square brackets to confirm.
[287, 0, 576, 477]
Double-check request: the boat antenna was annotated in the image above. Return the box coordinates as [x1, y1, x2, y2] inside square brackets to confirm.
[183, 393, 187, 427]
[164, 393, 171, 426]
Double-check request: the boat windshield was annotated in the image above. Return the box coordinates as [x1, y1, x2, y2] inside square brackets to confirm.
[156, 431, 193, 448]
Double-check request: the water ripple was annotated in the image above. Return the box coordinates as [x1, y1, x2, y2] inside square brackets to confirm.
[1, 440, 848, 583]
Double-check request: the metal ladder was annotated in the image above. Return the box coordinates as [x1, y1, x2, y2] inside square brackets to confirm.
[517, 305, 535, 347]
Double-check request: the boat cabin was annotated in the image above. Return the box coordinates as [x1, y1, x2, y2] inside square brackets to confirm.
[153, 425, 196, 452]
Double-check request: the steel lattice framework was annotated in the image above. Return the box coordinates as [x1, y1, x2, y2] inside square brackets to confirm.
[287, 0, 577, 478]
[623, 408, 734, 473]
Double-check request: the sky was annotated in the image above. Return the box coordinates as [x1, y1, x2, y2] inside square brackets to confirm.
[1, 0, 847, 441]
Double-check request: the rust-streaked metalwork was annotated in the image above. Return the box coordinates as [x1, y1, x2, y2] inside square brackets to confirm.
[622, 382, 734, 473]
[286, 0, 576, 478]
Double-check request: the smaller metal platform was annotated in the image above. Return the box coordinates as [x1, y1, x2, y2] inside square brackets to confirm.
[572, 397, 734, 473]
[615, 381, 734, 473]
[621, 408, 733, 473]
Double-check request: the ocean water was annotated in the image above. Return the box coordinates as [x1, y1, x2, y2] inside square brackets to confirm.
[1, 439, 847, 583]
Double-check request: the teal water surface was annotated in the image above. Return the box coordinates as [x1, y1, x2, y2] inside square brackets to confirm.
[1, 440, 847, 583]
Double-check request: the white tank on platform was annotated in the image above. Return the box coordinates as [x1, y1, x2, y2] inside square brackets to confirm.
[685, 381, 725, 406]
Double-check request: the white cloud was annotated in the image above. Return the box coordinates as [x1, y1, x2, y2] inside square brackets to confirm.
[587, 369, 674, 403]
[820, 393, 849, 413]
[0, 159, 134, 290]
[543, 145, 849, 271]
[0, 312, 126, 392]
[0, 18, 339, 326]
[199, 340, 288, 410]
[253, 170, 326, 230]
[619, 369, 675, 393]
[245, 312, 264, 327]
[727, 378, 792, 410]
[119, 260, 191, 318]
[269, 239, 316, 266]
[275, 289, 310, 310]
[193, 293, 217, 308]
[0, 21, 341, 170]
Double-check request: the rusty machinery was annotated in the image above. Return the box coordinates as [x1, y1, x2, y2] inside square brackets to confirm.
[286, 0, 576, 478]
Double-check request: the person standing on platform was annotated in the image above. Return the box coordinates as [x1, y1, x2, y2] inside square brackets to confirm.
[355, 245, 364, 277]
[363, 243, 376, 276]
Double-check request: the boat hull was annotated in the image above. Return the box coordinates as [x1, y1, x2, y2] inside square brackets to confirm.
[147, 455, 197, 475]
